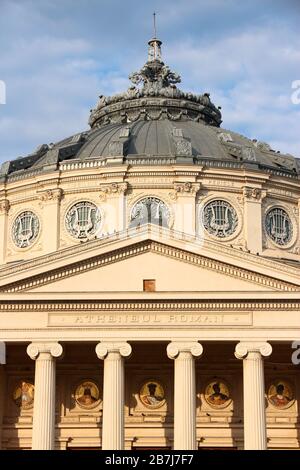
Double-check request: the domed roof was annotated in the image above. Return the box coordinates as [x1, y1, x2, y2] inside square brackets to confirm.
[1, 36, 299, 180]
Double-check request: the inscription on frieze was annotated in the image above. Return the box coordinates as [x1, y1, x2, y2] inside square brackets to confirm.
[48, 312, 252, 327]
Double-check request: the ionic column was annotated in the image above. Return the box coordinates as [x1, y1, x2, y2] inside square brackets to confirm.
[96, 342, 132, 450]
[27, 342, 63, 450]
[0, 342, 6, 450]
[167, 341, 203, 450]
[235, 341, 272, 450]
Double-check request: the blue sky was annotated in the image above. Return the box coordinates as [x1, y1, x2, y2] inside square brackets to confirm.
[0, 0, 299, 162]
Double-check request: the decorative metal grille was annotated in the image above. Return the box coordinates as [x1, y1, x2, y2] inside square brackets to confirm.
[12, 211, 40, 248]
[65, 201, 101, 239]
[130, 197, 170, 228]
[202, 200, 238, 238]
[265, 207, 292, 246]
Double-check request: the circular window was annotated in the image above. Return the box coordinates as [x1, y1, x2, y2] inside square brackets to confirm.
[65, 201, 101, 239]
[202, 200, 238, 238]
[12, 211, 40, 248]
[265, 207, 292, 246]
[130, 197, 170, 228]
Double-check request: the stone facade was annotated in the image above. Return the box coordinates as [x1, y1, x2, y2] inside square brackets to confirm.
[0, 36, 299, 451]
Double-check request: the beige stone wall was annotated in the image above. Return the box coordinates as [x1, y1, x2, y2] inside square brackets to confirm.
[0, 165, 299, 266]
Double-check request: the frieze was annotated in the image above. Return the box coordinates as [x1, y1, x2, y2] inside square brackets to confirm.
[48, 311, 253, 327]
[203, 180, 239, 188]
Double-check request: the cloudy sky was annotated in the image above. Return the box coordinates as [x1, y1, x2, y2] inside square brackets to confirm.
[0, 0, 299, 163]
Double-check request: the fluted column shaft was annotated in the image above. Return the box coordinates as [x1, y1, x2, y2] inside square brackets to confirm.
[235, 342, 272, 450]
[167, 341, 203, 450]
[96, 342, 131, 450]
[27, 342, 63, 450]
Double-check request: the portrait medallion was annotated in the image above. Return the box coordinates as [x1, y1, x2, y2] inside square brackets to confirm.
[13, 380, 35, 409]
[75, 380, 101, 409]
[139, 380, 166, 409]
[204, 379, 231, 409]
[267, 380, 294, 409]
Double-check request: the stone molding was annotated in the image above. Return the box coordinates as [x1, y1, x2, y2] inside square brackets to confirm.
[167, 341, 203, 359]
[0, 300, 299, 312]
[1, 240, 298, 293]
[234, 341, 272, 360]
[27, 342, 63, 360]
[95, 342, 132, 360]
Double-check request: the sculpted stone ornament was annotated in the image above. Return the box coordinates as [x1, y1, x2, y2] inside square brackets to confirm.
[173, 182, 200, 196]
[95, 342, 132, 360]
[65, 201, 101, 239]
[99, 183, 128, 201]
[12, 211, 40, 248]
[0, 199, 10, 214]
[202, 200, 238, 238]
[38, 188, 63, 203]
[89, 37, 222, 128]
[265, 207, 293, 246]
[27, 342, 64, 360]
[243, 187, 263, 202]
[167, 341, 203, 359]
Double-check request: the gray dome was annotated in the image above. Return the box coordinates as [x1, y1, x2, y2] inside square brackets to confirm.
[73, 119, 299, 176]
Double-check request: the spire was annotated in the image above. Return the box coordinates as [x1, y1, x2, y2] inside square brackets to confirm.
[153, 11, 157, 38]
[148, 12, 162, 62]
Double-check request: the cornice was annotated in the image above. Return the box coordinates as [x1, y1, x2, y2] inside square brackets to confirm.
[0, 239, 299, 293]
[0, 224, 300, 282]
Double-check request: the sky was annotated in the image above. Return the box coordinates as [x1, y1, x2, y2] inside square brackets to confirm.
[0, 0, 299, 163]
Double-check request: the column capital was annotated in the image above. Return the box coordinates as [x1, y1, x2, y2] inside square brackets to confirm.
[0, 199, 10, 215]
[95, 341, 132, 360]
[27, 342, 63, 360]
[235, 341, 272, 360]
[167, 341, 203, 360]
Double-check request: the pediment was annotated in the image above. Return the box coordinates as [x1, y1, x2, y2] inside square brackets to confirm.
[0, 229, 299, 294]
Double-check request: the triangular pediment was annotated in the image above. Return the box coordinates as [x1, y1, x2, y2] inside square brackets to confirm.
[0, 226, 299, 294]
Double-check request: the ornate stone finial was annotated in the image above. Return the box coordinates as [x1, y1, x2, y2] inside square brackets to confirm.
[89, 34, 222, 128]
